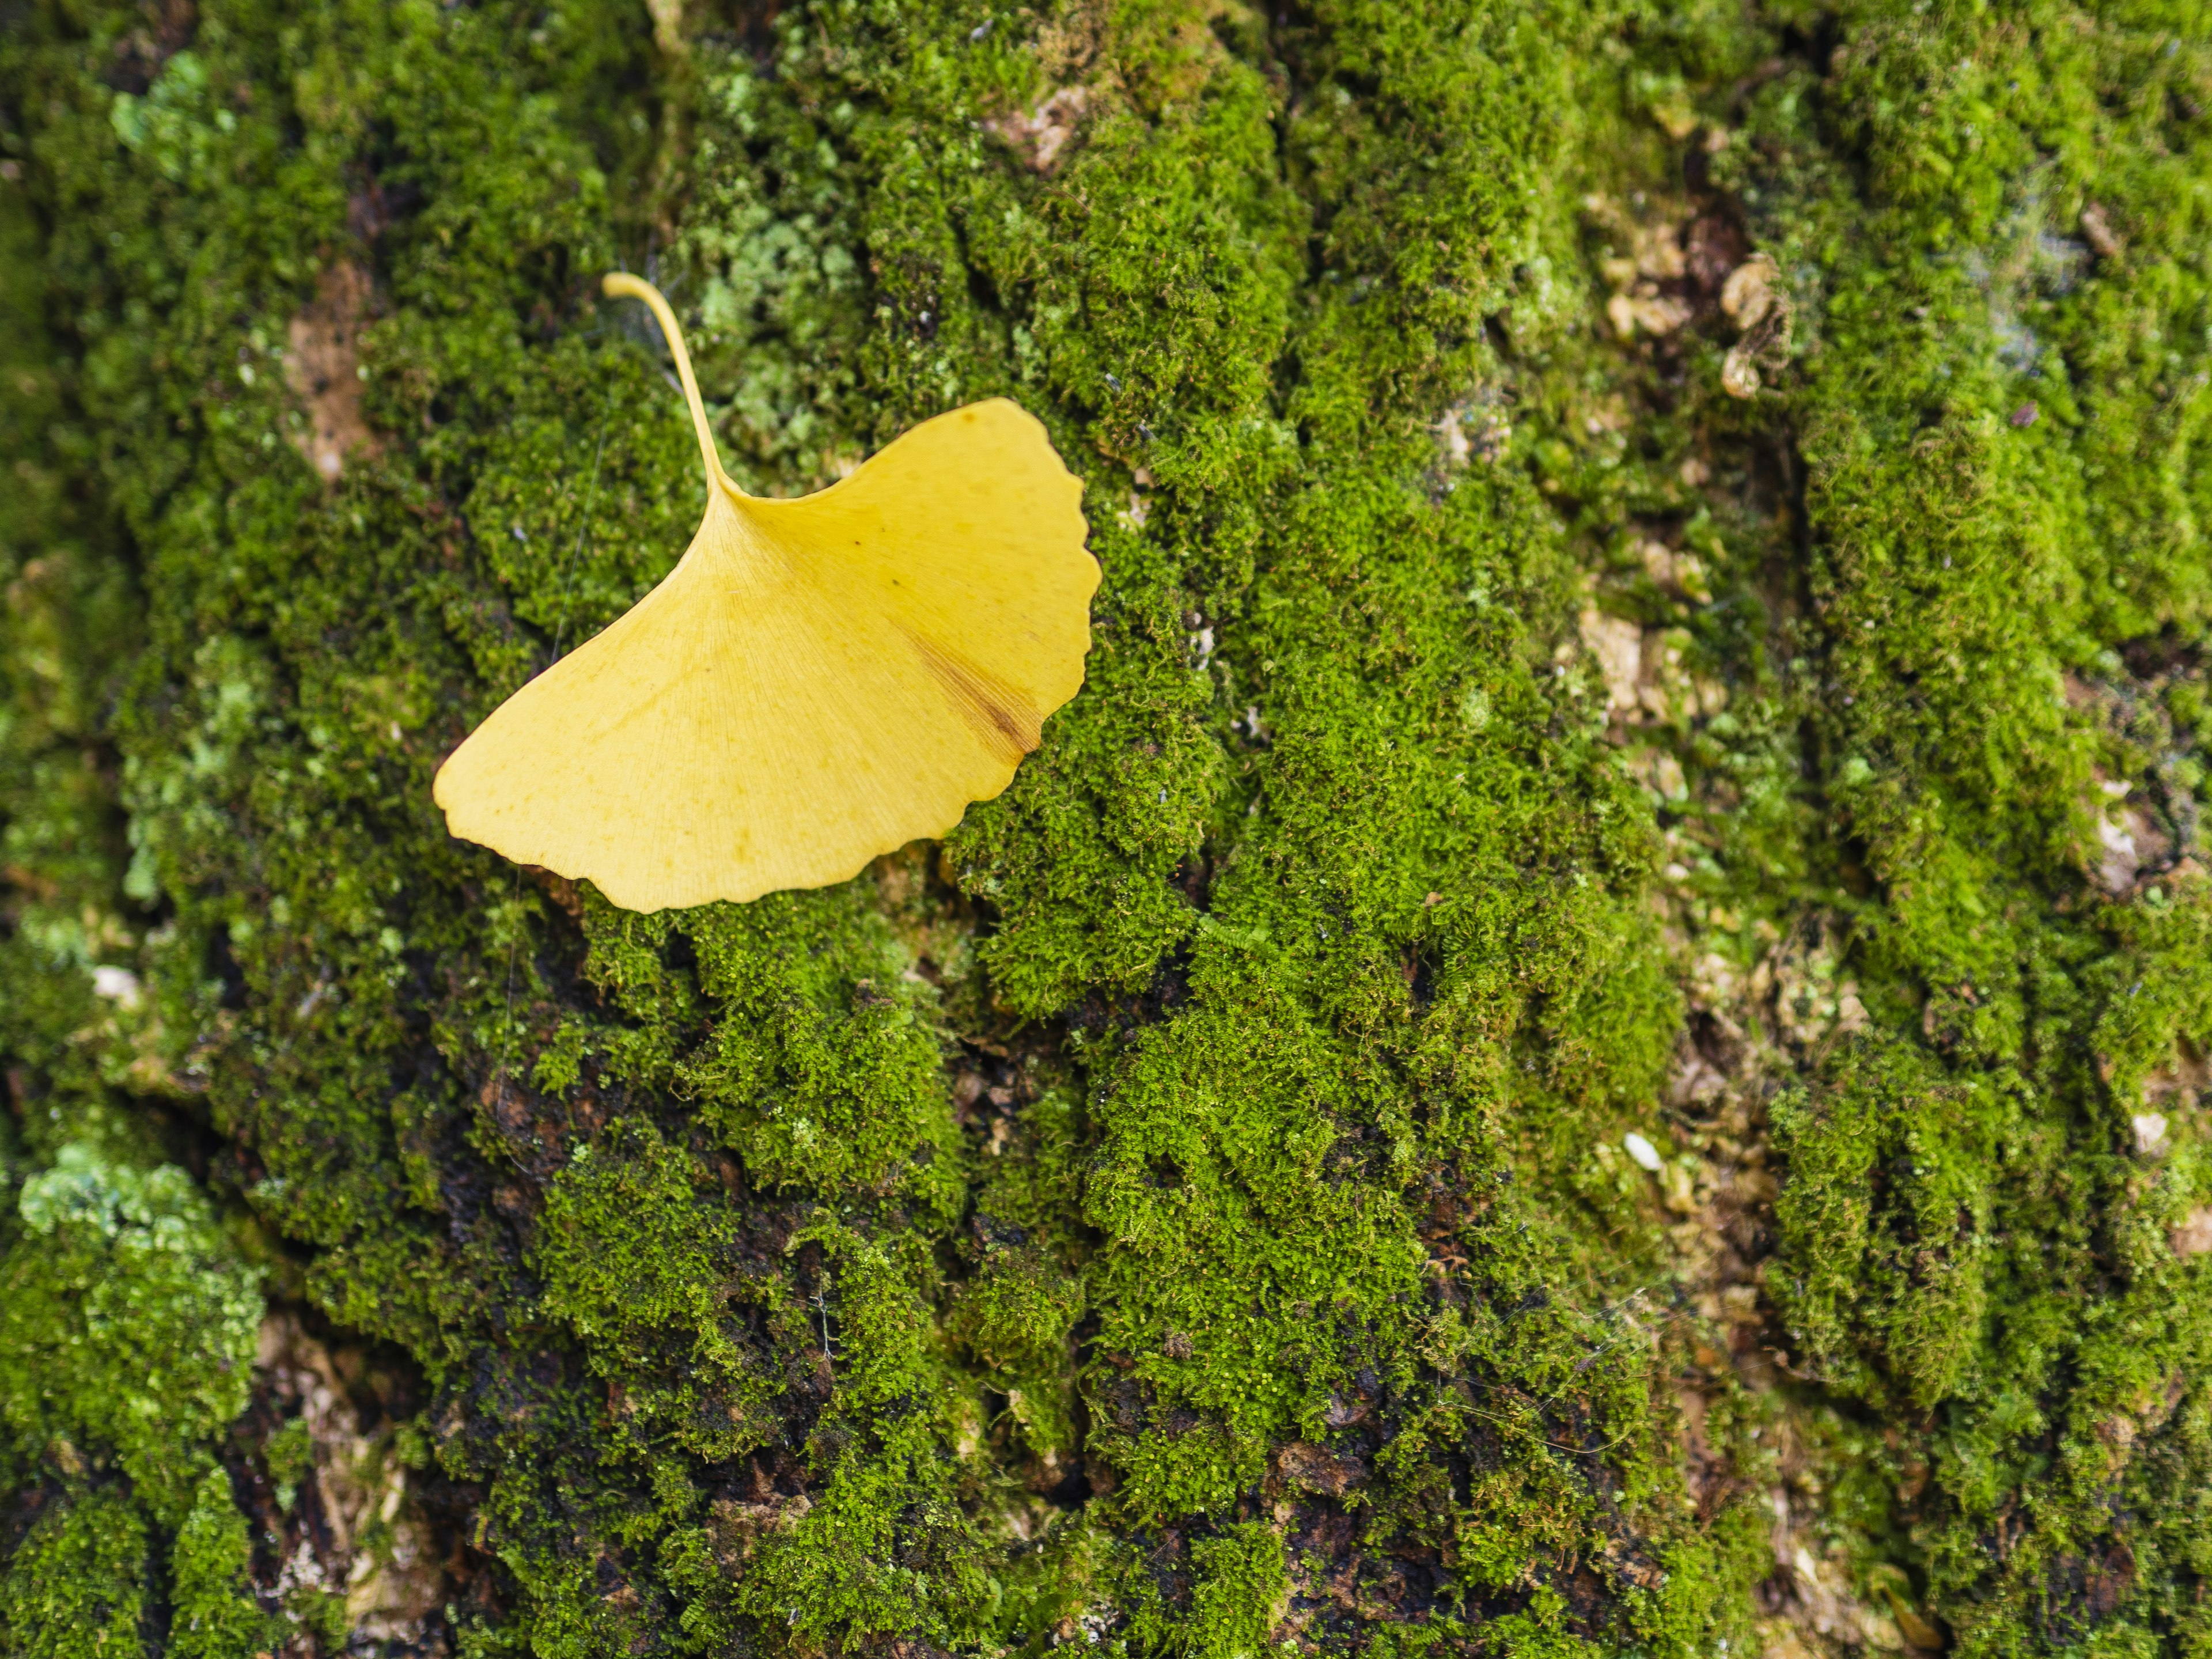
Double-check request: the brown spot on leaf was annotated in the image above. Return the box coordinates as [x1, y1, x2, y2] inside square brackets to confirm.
[902, 627, 1041, 766]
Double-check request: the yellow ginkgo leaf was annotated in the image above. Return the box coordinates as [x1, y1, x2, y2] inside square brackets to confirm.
[433, 272, 1097, 912]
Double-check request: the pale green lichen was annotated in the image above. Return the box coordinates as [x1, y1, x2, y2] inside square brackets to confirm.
[0, 1147, 262, 1653]
[5, 1146, 262, 1514]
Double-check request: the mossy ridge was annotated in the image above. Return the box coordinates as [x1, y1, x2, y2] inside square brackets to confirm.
[1515, 2, 2212, 1654]
[1759, 5, 2212, 1650]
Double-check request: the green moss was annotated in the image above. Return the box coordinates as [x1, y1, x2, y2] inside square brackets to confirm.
[166, 1469, 276, 1659]
[1144, 1520, 1289, 1659]
[1667, 4, 2212, 1648]
[0, 1138, 266, 1650]
[1, 1144, 260, 1520]
[0, 1485, 148, 1658]
[14, 0, 2212, 1652]
[537, 1117, 788, 1461]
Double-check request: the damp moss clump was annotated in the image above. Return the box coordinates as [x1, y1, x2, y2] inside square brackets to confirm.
[7, 0, 2212, 1654]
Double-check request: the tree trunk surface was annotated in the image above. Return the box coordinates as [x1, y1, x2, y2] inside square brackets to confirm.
[4, 1, 2210, 1654]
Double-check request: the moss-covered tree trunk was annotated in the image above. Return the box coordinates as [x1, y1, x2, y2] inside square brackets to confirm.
[6, 0, 2212, 1653]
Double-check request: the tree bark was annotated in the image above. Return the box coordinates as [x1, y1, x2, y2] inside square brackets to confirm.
[4, 1, 2211, 1654]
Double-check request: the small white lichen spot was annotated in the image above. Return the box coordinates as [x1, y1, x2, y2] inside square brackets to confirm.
[2099, 812, 2142, 893]
[2133, 1112, 2170, 1157]
[1836, 982, 1870, 1035]
[1790, 1544, 1823, 1590]
[1579, 608, 1643, 713]
[1721, 253, 1778, 330]
[91, 965, 142, 1009]
[2172, 1206, 2212, 1257]
[1624, 1132, 1665, 1173]
[1437, 409, 1471, 465]
[1720, 344, 1762, 399]
[983, 86, 1091, 173]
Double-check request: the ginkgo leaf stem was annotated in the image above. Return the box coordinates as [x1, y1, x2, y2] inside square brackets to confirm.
[603, 271, 734, 498]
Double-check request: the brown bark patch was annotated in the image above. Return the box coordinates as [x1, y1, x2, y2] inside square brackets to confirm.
[983, 88, 1091, 173]
[287, 262, 379, 483]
